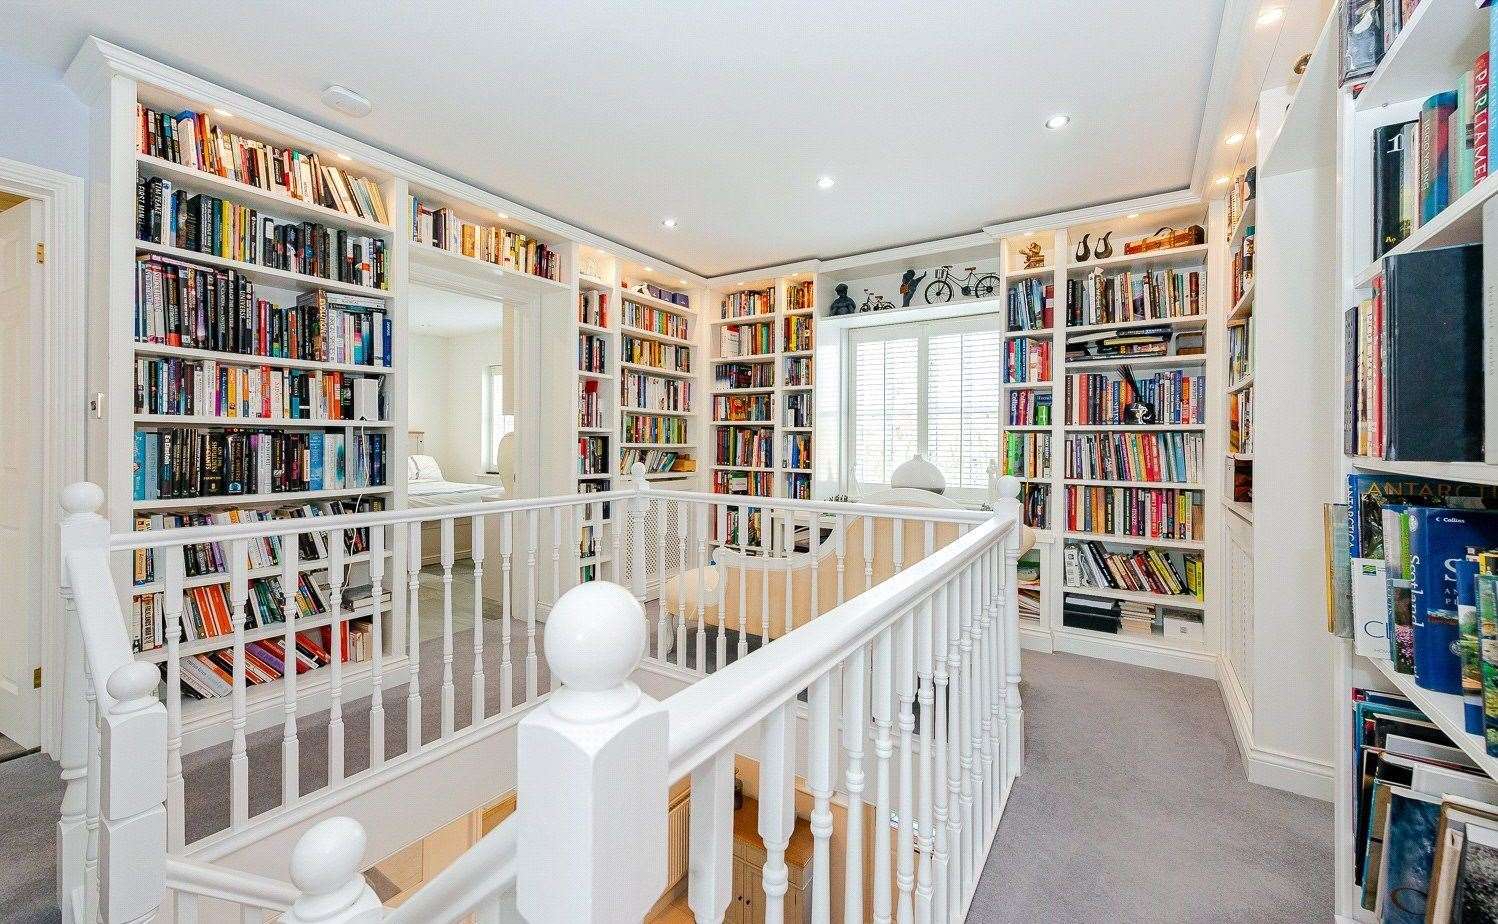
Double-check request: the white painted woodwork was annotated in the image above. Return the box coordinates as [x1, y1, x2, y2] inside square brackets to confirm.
[0, 198, 41, 747]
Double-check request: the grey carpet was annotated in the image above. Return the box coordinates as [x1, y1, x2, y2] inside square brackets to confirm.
[971, 651, 1332, 923]
[0, 603, 1333, 922]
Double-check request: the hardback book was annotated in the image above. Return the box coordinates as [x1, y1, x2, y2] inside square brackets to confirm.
[1375, 786, 1442, 922]
[1379, 245, 1484, 462]
[1408, 508, 1498, 694]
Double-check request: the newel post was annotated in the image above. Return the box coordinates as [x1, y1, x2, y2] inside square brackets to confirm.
[992, 472, 1025, 779]
[628, 462, 650, 602]
[99, 662, 169, 923]
[517, 581, 668, 923]
[283, 816, 384, 923]
[57, 482, 108, 915]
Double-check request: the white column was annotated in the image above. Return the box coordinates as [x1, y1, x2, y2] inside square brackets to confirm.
[689, 750, 735, 922]
[99, 662, 169, 923]
[517, 580, 667, 923]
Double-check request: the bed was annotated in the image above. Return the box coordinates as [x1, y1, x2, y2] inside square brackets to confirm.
[408, 454, 505, 563]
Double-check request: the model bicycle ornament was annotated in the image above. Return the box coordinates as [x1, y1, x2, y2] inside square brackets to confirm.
[859, 288, 897, 312]
[924, 265, 1000, 304]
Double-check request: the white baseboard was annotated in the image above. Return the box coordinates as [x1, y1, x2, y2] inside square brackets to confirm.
[1050, 628, 1219, 678]
[1217, 655, 1333, 802]
[1018, 623, 1053, 653]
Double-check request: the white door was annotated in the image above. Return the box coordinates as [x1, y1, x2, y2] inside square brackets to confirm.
[0, 199, 41, 748]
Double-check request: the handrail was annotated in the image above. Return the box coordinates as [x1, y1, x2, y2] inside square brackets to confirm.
[664, 513, 1010, 781]
[383, 816, 519, 924]
[63, 548, 138, 712]
[163, 855, 298, 911]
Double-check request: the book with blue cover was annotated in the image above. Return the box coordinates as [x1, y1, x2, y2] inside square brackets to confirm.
[308, 431, 325, 491]
[1410, 508, 1498, 694]
[1346, 473, 1498, 560]
[1377, 786, 1442, 922]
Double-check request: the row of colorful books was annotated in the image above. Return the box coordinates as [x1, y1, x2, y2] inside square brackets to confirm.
[714, 394, 772, 422]
[138, 176, 389, 289]
[784, 433, 812, 472]
[578, 435, 608, 475]
[722, 287, 774, 319]
[1004, 338, 1051, 385]
[133, 427, 386, 501]
[176, 620, 377, 700]
[579, 333, 607, 374]
[712, 470, 773, 498]
[786, 281, 815, 311]
[623, 413, 687, 444]
[134, 357, 385, 422]
[784, 393, 811, 428]
[1064, 486, 1204, 543]
[714, 361, 773, 389]
[1007, 278, 1054, 331]
[1008, 390, 1052, 427]
[718, 323, 775, 358]
[716, 429, 772, 468]
[784, 356, 813, 388]
[1002, 431, 1051, 480]
[1062, 430, 1204, 484]
[578, 379, 606, 429]
[135, 260, 391, 367]
[578, 289, 609, 327]
[1020, 483, 1049, 530]
[784, 315, 813, 352]
[1228, 390, 1253, 456]
[1066, 370, 1205, 426]
[410, 203, 560, 281]
[136, 104, 389, 225]
[1063, 540, 1203, 599]
[623, 337, 692, 373]
[620, 449, 687, 475]
[624, 298, 690, 340]
[1064, 267, 1204, 327]
[622, 371, 690, 412]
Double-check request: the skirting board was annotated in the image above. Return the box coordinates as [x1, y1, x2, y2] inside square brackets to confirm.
[1218, 654, 1334, 802]
[1019, 623, 1054, 653]
[1050, 627, 1219, 679]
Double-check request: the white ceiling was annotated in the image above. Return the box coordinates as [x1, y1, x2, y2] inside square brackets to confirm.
[409, 286, 503, 338]
[8, 0, 1235, 276]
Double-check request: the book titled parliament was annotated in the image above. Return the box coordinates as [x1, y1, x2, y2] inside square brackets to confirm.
[1381, 245, 1484, 462]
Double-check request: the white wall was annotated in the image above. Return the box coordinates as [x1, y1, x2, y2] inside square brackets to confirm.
[0, 52, 89, 177]
[407, 329, 502, 483]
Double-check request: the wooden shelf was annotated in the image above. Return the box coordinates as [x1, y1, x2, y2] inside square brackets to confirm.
[1004, 424, 1052, 432]
[578, 273, 614, 290]
[1353, 172, 1498, 287]
[1064, 424, 1206, 432]
[1004, 327, 1053, 338]
[620, 442, 691, 449]
[1066, 243, 1209, 275]
[619, 361, 693, 380]
[136, 240, 392, 300]
[711, 387, 775, 395]
[713, 420, 775, 427]
[1064, 313, 1209, 336]
[1227, 281, 1254, 322]
[711, 313, 776, 327]
[1223, 499, 1254, 524]
[1060, 584, 1205, 611]
[1002, 381, 1052, 390]
[136, 154, 392, 236]
[1347, 456, 1498, 487]
[409, 241, 570, 292]
[1006, 265, 1055, 282]
[577, 321, 610, 336]
[712, 354, 776, 364]
[712, 465, 774, 473]
[1368, 656, 1498, 781]
[1354, 0, 1488, 113]
[133, 342, 394, 376]
[578, 369, 614, 381]
[134, 415, 393, 429]
[1067, 352, 1208, 371]
[1227, 199, 1256, 247]
[1227, 374, 1254, 394]
[1063, 479, 1203, 490]
[1063, 530, 1204, 551]
[621, 288, 694, 316]
[621, 326, 693, 347]
[621, 406, 691, 418]
[134, 485, 393, 512]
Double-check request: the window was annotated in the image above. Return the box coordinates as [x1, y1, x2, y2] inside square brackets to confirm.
[846, 316, 1002, 497]
[482, 364, 514, 473]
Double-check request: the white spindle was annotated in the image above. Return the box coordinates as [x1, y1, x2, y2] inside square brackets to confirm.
[782, 512, 794, 637]
[551, 506, 563, 688]
[326, 530, 345, 787]
[471, 515, 487, 725]
[959, 563, 978, 888]
[759, 506, 773, 645]
[737, 504, 749, 662]
[896, 610, 916, 924]
[863, 513, 875, 595]
[280, 538, 301, 806]
[500, 512, 514, 714]
[406, 522, 423, 755]
[915, 595, 936, 923]
[694, 503, 708, 674]
[835, 514, 847, 606]
[715, 504, 728, 670]
[931, 583, 952, 924]
[808, 672, 833, 924]
[525, 508, 539, 702]
[440, 518, 456, 738]
[657, 498, 671, 658]
[1005, 529, 1024, 782]
[368, 525, 386, 768]
[688, 750, 735, 922]
[947, 567, 968, 903]
[842, 644, 867, 924]
[228, 538, 250, 827]
[873, 626, 894, 924]
[809, 510, 821, 620]
[84, 658, 99, 924]
[759, 702, 798, 924]
[977, 553, 995, 831]
[161, 545, 187, 849]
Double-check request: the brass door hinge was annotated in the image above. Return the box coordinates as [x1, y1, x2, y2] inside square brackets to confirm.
[34, 242, 44, 264]
[32, 667, 41, 689]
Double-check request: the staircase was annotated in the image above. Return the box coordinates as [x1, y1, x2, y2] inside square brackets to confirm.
[55, 469, 1027, 922]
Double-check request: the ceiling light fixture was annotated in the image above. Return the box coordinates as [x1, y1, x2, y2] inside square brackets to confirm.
[662, 218, 678, 230]
[321, 85, 373, 118]
[1044, 114, 1071, 130]
[816, 176, 836, 190]
[1225, 132, 1245, 146]
[496, 212, 509, 220]
[1257, 7, 1284, 26]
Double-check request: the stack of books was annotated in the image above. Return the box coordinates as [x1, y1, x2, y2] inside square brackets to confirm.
[1065, 326, 1173, 361]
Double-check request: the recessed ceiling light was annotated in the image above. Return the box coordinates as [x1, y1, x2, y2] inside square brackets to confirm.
[1257, 7, 1284, 26]
[816, 176, 836, 190]
[678, 278, 689, 284]
[496, 212, 509, 220]
[321, 85, 372, 118]
[1127, 213, 1140, 219]
[1214, 175, 1230, 185]
[1225, 132, 1245, 146]
[662, 218, 678, 230]
[1044, 114, 1071, 130]
[213, 108, 232, 117]
[643, 267, 654, 273]
[336, 153, 351, 161]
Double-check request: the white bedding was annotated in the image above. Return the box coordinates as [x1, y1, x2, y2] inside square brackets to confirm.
[408, 479, 505, 507]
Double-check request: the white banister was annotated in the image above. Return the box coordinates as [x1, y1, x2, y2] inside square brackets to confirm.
[517, 580, 667, 923]
[369, 524, 388, 768]
[282, 535, 303, 806]
[995, 476, 1026, 781]
[406, 521, 424, 755]
[282, 817, 382, 924]
[440, 517, 457, 739]
[471, 514, 487, 725]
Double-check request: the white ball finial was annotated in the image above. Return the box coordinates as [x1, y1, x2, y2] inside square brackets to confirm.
[106, 662, 160, 714]
[544, 581, 646, 722]
[998, 474, 1022, 500]
[61, 482, 104, 517]
[285, 817, 378, 924]
[631, 461, 647, 479]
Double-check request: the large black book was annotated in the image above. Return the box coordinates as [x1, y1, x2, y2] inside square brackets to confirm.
[1383, 245, 1485, 461]
[1371, 122, 1413, 257]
